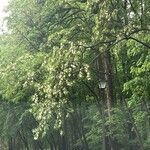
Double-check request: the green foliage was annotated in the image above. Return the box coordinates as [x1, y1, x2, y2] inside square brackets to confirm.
[0, 0, 150, 149]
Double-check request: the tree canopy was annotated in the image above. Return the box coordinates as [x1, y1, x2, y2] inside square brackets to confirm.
[0, 0, 150, 150]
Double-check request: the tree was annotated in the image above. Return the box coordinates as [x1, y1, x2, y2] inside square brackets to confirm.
[0, 0, 150, 149]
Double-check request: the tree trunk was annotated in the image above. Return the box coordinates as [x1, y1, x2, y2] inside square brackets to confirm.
[96, 50, 115, 150]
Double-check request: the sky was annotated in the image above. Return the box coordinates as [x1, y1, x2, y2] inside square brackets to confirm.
[0, 0, 9, 33]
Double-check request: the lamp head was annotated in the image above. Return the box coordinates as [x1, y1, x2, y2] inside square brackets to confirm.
[99, 80, 106, 89]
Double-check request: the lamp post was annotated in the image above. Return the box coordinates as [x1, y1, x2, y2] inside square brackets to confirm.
[99, 80, 106, 89]
[98, 80, 107, 150]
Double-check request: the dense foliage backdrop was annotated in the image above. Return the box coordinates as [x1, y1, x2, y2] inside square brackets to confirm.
[0, 0, 150, 150]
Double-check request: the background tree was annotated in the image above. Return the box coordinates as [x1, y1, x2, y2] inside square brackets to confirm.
[0, 0, 150, 149]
